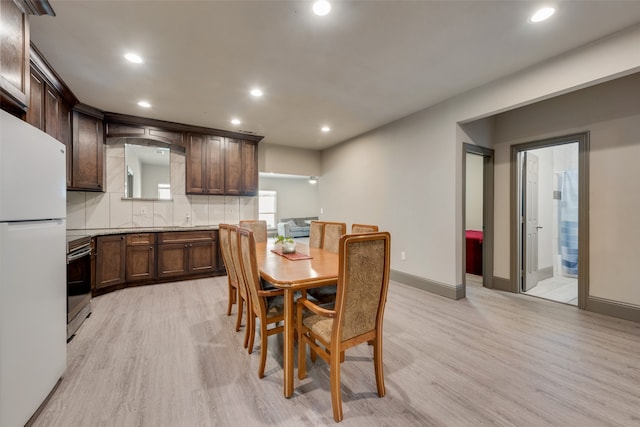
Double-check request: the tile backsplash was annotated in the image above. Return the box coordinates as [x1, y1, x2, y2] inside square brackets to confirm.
[67, 139, 258, 231]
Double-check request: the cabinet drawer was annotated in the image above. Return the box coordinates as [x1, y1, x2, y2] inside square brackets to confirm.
[158, 230, 216, 244]
[126, 233, 155, 246]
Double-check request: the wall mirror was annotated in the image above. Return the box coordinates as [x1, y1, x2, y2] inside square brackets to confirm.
[124, 142, 171, 200]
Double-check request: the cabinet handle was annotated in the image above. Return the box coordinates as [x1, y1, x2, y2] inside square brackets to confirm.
[149, 247, 153, 251]
[184, 244, 188, 247]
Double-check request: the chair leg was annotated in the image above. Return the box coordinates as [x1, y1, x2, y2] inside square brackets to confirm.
[235, 296, 243, 332]
[226, 282, 234, 316]
[258, 324, 268, 378]
[247, 312, 256, 354]
[330, 348, 343, 422]
[373, 337, 385, 397]
[243, 308, 251, 348]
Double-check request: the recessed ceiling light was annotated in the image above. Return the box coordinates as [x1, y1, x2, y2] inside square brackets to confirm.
[231, 118, 241, 125]
[250, 88, 263, 97]
[137, 101, 151, 108]
[313, 0, 331, 16]
[321, 126, 331, 132]
[124, 53, 143, 64]
[530, 7, 555, 23]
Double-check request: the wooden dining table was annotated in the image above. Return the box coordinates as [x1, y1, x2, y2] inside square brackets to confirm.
[255, 241, 339, 398]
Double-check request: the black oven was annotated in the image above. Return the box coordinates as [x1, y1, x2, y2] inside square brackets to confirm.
[67, 236, 92, 341]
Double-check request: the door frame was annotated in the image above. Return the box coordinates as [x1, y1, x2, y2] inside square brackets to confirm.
[510, 132, 590, 309]
[462, 143, 494, 289]
[522, 151, 541, 292]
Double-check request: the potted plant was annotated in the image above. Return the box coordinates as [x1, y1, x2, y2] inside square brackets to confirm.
[275, 235, 296, 253]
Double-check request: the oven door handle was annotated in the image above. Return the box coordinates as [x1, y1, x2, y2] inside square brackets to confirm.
[67, 247, 92, 263]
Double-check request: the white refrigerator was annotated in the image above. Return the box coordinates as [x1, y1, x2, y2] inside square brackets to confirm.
[0, 110, 67, 427]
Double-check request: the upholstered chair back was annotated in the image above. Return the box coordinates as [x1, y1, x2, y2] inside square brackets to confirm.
[335, 233, 391, 342]
[239, 220, 268, 243]
[308, 221, 324, 248]
[351, 224, 379, 233]
[322, 222, 347, 253]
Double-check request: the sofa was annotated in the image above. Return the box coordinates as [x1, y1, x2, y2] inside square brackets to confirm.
[277, 217, 318, 238]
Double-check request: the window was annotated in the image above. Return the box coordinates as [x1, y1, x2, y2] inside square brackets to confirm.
[259, 190, 277, 228]
[157, 183, 171, 200]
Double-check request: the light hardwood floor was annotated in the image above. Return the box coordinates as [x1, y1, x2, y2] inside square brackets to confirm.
[31, 276, 640, 426]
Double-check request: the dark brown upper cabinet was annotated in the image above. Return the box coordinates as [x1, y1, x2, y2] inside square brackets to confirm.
[0, 1, 55, 115]
[26, 44, 78, 142]
[225, 138, 258, 196]
[0, 0, 30, 113]
[186, 133, 225, 195]
[70, 104, 104, 191]
[187, 136, 258, 196]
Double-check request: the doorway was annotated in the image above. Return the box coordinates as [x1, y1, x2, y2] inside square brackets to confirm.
[463, 143, 494, 289]
[511, 133, 589, 309]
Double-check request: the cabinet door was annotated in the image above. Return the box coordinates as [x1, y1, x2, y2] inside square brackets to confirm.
[224, 138, 242, 195]
[186, 133, 206, 194]
[126, 245, 155, 282]
[157, 243, 189, 278]
[189, 240, 217, 274]
[72, 110, 104, 191]
[25, 68, 44, 129]
[125, 233, 155, 282]
[44, 86, 60, 139]
[240, 140, 258, 195]
[205, 135, 225, 194]
[0, 0, 29, 111]
[95, 235, 126, 289]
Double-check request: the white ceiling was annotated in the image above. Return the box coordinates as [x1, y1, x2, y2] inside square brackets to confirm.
[29, 1, 640, 150]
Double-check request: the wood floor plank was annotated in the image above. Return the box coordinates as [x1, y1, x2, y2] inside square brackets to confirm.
[30, 276, 640, 426]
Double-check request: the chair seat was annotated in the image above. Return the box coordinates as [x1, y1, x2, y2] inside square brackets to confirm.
[303, 314, 334, 343]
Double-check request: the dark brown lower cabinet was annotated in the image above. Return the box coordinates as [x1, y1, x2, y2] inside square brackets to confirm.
[157, 243, 189, 278]
[157, 231, 218, 279]
[93, 230, 220, 294]
[126, 233, 156, 282]
[94, 235, 126, 290]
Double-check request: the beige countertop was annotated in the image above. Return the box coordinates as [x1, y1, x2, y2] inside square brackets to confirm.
[66, 226, 219, 244]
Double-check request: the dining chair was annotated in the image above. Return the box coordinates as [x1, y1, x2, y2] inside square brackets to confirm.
[308, 221, 324, 248]
[228, 225, 252, 348]
[296, 232, 391, 422]
[237, 227, 286, 378]
[322, 222, 347, 253]
[351, 223, 379, 233]
[307, 222, 346, 303]
[239, 219, 268, 243]
[218, 224, 238, 317]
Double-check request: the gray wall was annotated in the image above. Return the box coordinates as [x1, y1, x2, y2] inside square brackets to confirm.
[494, 72, 640, 306]
[318, 24, 640, 309]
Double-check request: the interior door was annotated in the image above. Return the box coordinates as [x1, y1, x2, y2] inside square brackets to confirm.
[523, 152, 539, 291]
